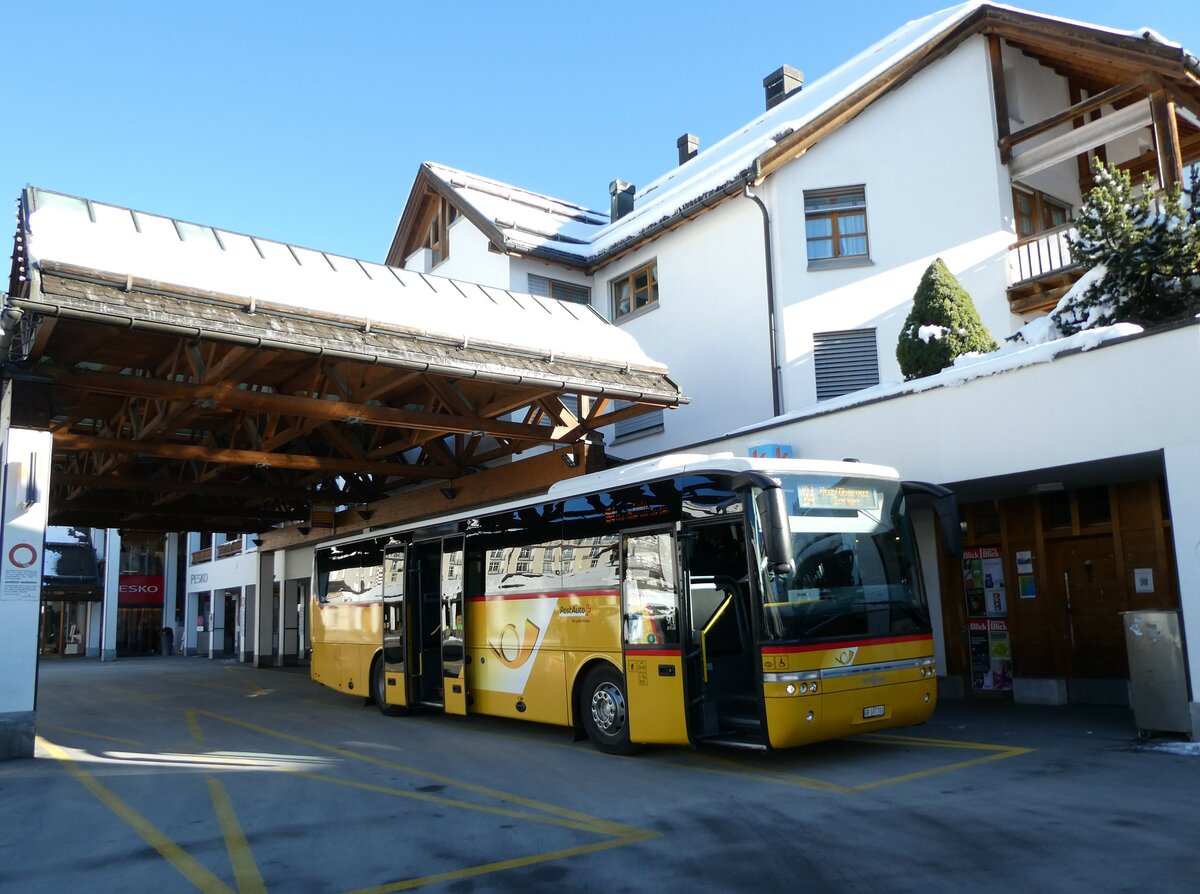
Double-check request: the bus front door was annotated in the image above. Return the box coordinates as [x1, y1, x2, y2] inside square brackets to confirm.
[683, 521, 764, 744]
[620, 529, 690, 746]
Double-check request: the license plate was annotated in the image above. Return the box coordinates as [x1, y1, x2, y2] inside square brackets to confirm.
[862, 705, 885, 719]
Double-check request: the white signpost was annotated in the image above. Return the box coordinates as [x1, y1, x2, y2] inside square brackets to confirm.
[0, 382, 53, 759]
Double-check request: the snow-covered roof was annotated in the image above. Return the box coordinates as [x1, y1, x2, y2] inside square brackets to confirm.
[23, 188, 664, 373]
[414, 1, 1195, 266]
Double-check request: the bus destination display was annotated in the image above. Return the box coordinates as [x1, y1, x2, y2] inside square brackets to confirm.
[796, 481, 882, 511]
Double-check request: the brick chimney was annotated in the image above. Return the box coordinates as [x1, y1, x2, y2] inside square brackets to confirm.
[609, 180, 636, 222]
[763, 65, 803, 110]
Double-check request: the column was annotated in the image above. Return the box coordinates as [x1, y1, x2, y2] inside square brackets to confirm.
[282, 580, 301, 665]
[253, 550, 276, 668]
[0, 380, 53, 760]
[183, 589, 198, 656]
[162, 533, 180, 653]
[100, 528, 121, 662]
[210, 588, 226, 659]
[239, 585, 255, 664]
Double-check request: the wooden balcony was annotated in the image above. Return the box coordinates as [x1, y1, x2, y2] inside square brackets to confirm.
[190, 547, 212, 565]
[1007, 222, 1083, 314]
[216, 540, 243, 559]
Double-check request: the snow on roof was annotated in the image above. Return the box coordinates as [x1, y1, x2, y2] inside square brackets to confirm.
[425, 162, 608, 252]
[24, 188, 664, 372]
[428, 2, 1193, 264]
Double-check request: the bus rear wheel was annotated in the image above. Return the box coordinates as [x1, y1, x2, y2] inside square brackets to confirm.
[580, 664, 639, 755]
[372, 656, 404, 716]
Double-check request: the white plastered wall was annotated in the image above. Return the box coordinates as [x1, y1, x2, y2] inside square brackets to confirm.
[701, 324, 1200, 715]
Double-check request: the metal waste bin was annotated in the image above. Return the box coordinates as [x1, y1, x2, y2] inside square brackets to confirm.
[1121, 610, 1190, 738]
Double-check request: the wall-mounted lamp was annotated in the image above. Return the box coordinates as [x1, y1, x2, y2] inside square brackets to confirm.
[251, 538, 264, 549]
[356, 508, 374, 521]
[440, 487, 456, 501]
[296, 526, 312, 536]
[560, 452, 578, 469]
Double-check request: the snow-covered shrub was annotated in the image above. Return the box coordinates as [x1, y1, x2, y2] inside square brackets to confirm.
[1052, 161, 1200, 334]
[896, 258, 997, 380]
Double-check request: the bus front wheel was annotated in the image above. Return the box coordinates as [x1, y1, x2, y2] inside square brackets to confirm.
[580, 664, 639, 755]
[372, 657, 404, 716]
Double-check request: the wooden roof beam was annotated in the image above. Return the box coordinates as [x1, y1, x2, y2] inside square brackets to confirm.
[53, 432, 457, 480]
[47, 366, 566, 444]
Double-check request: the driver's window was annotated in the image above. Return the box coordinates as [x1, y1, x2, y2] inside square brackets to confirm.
[621, 532, 679, 647]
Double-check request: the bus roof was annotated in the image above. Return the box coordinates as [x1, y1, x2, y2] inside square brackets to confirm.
[317, 453, 902, 550]
[545, 453, 900, 502]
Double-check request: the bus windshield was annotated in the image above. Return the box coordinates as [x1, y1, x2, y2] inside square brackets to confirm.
[756, 474, 929, 642]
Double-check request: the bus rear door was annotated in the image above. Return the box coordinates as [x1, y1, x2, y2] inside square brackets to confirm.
[406, 537, 467, 714]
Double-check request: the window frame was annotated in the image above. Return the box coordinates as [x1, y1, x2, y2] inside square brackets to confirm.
[610, 259, 659, 322]
[804, 186, 871, 269]
[1012, 185, 1072, 240]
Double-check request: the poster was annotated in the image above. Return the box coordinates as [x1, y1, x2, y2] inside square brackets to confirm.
[986, 618, 1013, 691]
[968, 619, 991, 689]
[964, 547, 1013, 691]
[962, 548, 986, 617]
[1016, 550, 1036, 598]
[963, 547, 1005, 617]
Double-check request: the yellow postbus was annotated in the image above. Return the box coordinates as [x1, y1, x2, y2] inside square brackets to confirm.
[311, 454, 959, 754]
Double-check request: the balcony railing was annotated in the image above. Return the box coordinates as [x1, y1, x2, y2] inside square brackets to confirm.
[216, 540, 243, 559]
[190, 547, 212, 565]
[1008, 221, 1078, 285]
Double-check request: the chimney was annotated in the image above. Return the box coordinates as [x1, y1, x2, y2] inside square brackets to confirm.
[676, 133, 699, 165]
[763, 65, 803, 111]
[609, 179, 636, 222]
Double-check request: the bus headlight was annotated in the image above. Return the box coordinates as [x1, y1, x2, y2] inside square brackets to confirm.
[806, 711, 814, 722]
[786, 684, 796, 695]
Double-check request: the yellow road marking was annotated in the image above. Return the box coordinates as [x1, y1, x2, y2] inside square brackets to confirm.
[850, 747, 1034, 792]
[667, 733, 1033, 794]
[341, 831, 658, 894]
[223, 667, 270, 696]
[193, 710, 643, 837]
[295, 772, 631, 834]
[187, 709, 205, 743]
[38, 738, 237, 894]
[206, 776, 268, 894]
[37, 723, 143, 747]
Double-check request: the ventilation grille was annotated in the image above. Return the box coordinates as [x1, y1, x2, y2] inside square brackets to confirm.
[814, 328, 879, 401]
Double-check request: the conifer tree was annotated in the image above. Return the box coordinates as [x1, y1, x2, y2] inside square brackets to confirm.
[896, 258, 997, 380]
[1052, 160, 1200, 334]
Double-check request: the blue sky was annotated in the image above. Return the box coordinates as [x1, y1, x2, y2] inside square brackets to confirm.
[6, 0, 1198, 263]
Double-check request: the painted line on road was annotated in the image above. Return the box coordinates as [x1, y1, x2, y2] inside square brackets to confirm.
[223, 666, 271, 696]
[194, 709, 646, 837]
[38, 723, 144, 747]
[206, 776, 268, 894]
[341, 831, 658, 894]
[663, 734, 1033, 794]
[38, 737, 237, 894]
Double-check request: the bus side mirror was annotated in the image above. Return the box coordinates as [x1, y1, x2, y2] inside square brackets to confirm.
[754, 486, 795, 576]
[903, 481, 962, 558]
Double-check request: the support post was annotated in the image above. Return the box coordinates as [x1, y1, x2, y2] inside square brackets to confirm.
[0, 381, 52, 759]
[1150, 87, 1184, 190]
[254, 550, 275, 668]
[100, 528, 121, 661]
[162, 533, 180, 654]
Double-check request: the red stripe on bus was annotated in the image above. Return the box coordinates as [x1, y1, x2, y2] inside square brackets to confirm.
[761, 633, 933, 654]
[626, 648, 682, 657]
[465, 589, 619, 603]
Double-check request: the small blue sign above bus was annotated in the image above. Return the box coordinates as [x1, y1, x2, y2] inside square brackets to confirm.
[749, 443, 794, 459]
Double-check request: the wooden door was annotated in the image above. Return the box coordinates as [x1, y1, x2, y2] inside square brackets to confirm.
[1047, 537, 1127, 681]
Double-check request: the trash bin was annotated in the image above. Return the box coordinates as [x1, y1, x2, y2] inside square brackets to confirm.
[1121, 610, 1190, 738]
[160, 626, 175, 657]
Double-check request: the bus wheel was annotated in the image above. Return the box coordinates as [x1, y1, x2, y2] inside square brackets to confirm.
[372, 657, 404, 717]
[580, 664, 639, 755]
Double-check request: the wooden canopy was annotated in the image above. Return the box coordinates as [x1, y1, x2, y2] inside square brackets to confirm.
[3, 189, 683, 534]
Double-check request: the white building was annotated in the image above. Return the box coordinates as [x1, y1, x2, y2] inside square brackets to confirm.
[383, 2, 1200, 728]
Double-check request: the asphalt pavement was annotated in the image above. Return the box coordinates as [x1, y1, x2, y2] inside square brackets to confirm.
[1, 656, 1196, 893]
